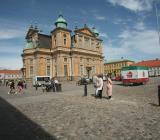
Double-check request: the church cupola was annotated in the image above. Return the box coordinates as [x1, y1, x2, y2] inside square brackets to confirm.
[92, 26, 99, 37]
[55, 14, 67, 29]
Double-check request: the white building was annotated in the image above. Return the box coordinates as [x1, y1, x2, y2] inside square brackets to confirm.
[0, 70, 22, 80]
[132, 59, 160, 77]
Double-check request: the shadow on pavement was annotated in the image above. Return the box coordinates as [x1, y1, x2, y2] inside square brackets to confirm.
[149, 103, 160, 107]
[0, 97, 56, 140]
[114, 83, 143, 87]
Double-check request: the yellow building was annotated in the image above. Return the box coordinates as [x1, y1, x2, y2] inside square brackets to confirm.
[22, 15, 104, 82]
[104, 59, 134, 77]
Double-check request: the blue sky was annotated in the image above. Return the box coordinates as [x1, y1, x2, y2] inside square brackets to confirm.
[0, 0, 160, 69]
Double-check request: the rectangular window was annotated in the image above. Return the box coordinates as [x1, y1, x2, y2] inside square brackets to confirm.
[46, 66, 50, 76]
[30, 59, 33, 65]
[30, 66, 33, 77]
[80, 57, 83, 62]
[46, 59, 50, 64]
[80, 65, 83, 76]
[64, 58, 67, 62]
[84, 37, 89, 47]
[64, 65, 68, 76]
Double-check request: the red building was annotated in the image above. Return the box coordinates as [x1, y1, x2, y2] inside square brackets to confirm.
[132, 59, 160, 77]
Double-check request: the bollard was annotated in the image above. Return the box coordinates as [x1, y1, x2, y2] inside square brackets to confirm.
[158, 85, 160, 106]
[84, 83, 87, 96]
[35, 84, 38, 91]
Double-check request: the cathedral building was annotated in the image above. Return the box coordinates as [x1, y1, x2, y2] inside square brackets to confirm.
[22, 15, 104, 81]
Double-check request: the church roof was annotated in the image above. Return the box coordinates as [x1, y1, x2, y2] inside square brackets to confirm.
[74, 25, 96, 37]
[74, 24, 102, 41]
[38, 34, 51, 48]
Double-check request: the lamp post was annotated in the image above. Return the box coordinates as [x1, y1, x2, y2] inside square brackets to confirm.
[21, 67, 26, 80]
[155, 2, 160, 106]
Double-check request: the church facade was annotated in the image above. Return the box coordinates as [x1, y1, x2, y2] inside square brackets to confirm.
[22, 15, 104, 81]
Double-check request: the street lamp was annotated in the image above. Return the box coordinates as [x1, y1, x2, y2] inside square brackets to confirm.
[155, 2, 160, 106]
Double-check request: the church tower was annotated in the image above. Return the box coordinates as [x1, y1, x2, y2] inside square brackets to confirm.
[51, 15, 72, 80]
[51, 14, 71, 48]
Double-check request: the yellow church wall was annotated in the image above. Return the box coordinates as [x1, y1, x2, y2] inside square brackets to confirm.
[23, 21, 104, 81]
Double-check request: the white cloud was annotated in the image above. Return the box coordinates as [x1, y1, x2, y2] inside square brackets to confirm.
[0, 44, 22, 53]
[118, 29, 160, 54]
[0, 29, 25, 40]
[104, 22, 160, 60]
[0, 57, 22, 69]
[107, 0, 154, 12]
[95, 15, 106, 20]
[113, 18, 127, 25]
[100, 32, 108, 39]
[134, 21, 146, 30]
[0, 18, 27, 40]
[104, 42, 132, 60]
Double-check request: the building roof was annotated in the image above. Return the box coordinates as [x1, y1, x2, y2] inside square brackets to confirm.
[74, 25, 96, 37]
[25, 26, 39, 39]
[121, 66, 149, 71]
[104, 59, 134, 64]
[38, 34, 51, 48]
[0, 70, 22, 74]
[132, 59, 160, 67]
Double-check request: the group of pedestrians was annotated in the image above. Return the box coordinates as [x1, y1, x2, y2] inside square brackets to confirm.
[8, 80, 26, 94]
[37, 77, 60, 92]
[93, 74, 113, 100]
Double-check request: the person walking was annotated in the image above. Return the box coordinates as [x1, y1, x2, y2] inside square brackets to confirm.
[106, 75, 113, 100]
[8, 80, 15, 94]
[17, 80, 24, 94]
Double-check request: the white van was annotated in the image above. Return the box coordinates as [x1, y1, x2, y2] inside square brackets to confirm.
[33, 76, 51, 86]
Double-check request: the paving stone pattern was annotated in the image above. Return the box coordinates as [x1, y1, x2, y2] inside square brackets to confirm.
[0, 77, 160, 140]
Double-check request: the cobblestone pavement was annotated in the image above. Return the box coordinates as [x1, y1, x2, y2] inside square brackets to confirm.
[0, 77, 160, 140]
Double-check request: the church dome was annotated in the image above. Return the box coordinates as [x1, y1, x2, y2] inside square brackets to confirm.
[24, 42, 33, 49]
[92, 27, 99, 37]
[55, 14, 67, 29]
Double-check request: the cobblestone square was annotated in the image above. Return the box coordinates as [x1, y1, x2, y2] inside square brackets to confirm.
[0, 78, 160, 140]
